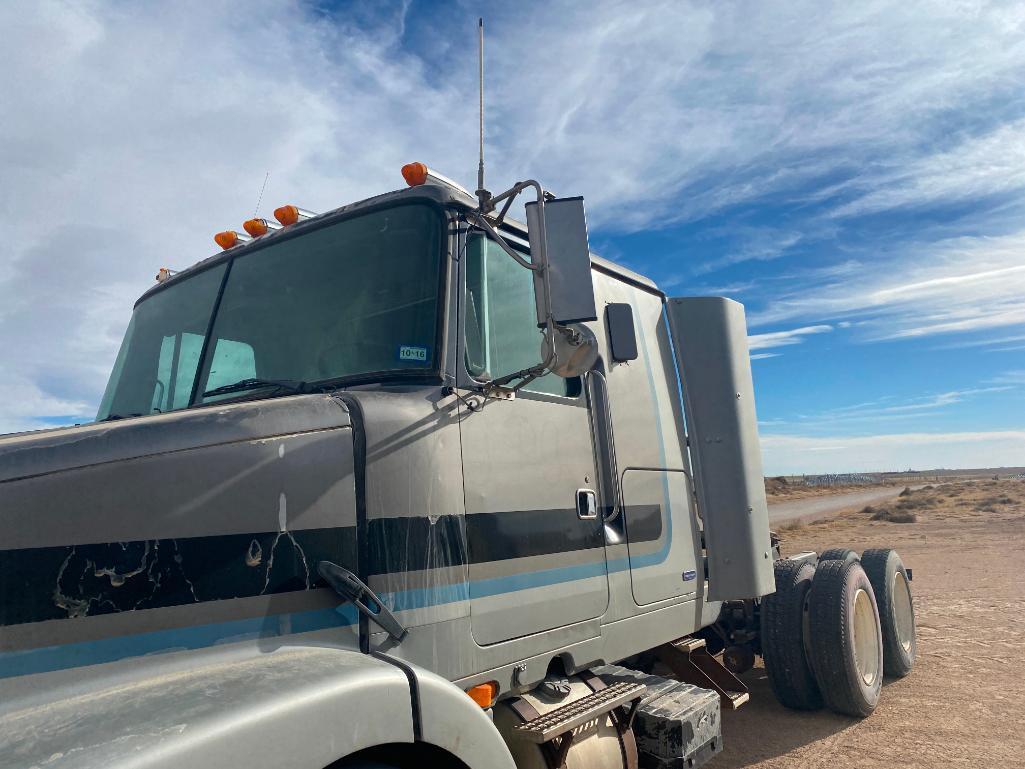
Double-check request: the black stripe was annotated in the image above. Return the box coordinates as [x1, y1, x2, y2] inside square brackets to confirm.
[623, 504, 664, 543]
[0, 527, 354, 628]
[465, 507, 604, 563]
[0, 506, 660, 628]
[369, 515, 467, 577]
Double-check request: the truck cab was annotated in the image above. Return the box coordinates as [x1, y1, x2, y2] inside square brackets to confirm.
[1, 171, 908, 769]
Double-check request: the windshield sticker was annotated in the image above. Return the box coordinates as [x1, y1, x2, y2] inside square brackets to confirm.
[398, 345, 430, 365]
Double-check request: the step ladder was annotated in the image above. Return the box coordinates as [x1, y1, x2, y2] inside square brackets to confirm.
[656, 637, 750, 709]
[510, 680, 646, 768]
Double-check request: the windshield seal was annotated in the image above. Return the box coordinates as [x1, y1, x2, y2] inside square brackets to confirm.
[118, 199, 451, 415]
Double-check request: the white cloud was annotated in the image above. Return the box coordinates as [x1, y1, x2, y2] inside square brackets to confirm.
[751, 231, 1025, 341]
[761, 430, 1025, 475]
[748, 324, 832, 351]
[990, 370, 1025, 386]
[831, 119, 1025, 219]
[763, 385, 1019, 434]
[0, 0, 476, 432]
[3, 1, 1025, 431]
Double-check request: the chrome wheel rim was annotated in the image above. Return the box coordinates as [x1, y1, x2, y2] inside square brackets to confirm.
[893, 570, 914, 653]
[853, 588, 881, 686]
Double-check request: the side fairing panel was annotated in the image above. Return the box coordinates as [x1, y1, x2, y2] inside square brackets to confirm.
[666, 297, 775, 601]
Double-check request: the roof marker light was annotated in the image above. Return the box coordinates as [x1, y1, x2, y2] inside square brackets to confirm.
[400, 162, 473, 196]
[273, 205, 316, 227]
[402, 162, 430, 187]
[155, 267, 177, 283]
[242, 217, 282, 238]
[214, 231, 250, 250]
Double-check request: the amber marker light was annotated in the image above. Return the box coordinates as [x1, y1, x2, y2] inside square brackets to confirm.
[214, 231, 240, 250]
[401, 162, 429, 187]
[244, 217, 281, 237]
[274, 205, 300, 226]
[466, 681, 498, 708]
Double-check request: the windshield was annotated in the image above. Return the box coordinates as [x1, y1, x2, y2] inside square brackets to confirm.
[97, 203, 443, 420]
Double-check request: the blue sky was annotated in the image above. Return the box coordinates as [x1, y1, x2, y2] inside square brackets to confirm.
[1, 0, 1024, 473]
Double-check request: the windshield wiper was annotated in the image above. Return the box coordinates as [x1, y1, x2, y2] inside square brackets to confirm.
[203, 377, 309, 398]
[99, 412, 146, 422]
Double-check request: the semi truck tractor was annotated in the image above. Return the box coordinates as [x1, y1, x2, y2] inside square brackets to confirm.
[0, 164, 917, 769]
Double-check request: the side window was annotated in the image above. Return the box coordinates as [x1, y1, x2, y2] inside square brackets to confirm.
[465, 235, 580, 397]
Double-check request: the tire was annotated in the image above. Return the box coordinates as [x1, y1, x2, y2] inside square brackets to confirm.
[761, 560, 822, 710]
[861, 548, 916, 678]
[818, 547, 858, 564]
[807, 559, 883, 717]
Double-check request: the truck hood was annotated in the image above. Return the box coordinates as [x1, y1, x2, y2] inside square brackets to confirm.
[0, 394, 359, 665]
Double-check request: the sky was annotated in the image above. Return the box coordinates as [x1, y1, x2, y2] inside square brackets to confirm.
[1, 0, 1024, 474]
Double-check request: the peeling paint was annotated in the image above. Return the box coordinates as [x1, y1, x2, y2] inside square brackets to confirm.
[245, 539, 263, 567]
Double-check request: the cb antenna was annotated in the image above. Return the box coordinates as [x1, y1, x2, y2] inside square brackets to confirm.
[475, 18, 491, 212]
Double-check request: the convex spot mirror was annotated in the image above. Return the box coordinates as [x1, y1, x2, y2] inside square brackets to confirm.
[525, 197, 598, 329]
[542, 324, 599, 379]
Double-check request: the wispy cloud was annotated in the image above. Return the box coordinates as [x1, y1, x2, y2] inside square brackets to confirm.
[3, 1, 1025, 432]
[764, 385, 1019, 435]
[989, 370, 1025, 386]
[831, 119, 1025, 219]
[748, 324, 832, 351]
[751, 231, 1025, 342]
[761, 430, 1025, 474]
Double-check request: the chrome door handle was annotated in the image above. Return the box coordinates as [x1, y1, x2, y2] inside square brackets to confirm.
[577, 489, 597, 520]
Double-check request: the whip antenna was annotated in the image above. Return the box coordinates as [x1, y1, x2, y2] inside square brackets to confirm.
[475, 18, 490, 211]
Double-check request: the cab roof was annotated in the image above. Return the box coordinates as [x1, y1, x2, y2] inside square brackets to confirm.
[138, 182, 659, 306]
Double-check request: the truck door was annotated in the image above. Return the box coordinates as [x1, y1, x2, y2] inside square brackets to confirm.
[459, 232, 609, 646]
[600, 288, 703, 607]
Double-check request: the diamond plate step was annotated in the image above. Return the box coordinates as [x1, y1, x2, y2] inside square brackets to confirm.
[511, 681, 647, 743]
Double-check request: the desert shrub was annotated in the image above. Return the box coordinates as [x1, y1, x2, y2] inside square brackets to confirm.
[861, 505, 876, 515]
[899, 486, 912, 497]
[778, 519, 805, 532]
[871, 508, 917, 523]
[897, 495, 937, 510]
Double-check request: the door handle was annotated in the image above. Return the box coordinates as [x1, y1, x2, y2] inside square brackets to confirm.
[577, 489, 597, 520]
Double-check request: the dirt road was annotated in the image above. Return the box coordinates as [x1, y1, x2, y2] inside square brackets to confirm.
[767, 485, 920, 524]
[719, 479, 1025, 769]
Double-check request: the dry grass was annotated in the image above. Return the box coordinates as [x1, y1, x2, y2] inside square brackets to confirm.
[870, 508, 918, 523]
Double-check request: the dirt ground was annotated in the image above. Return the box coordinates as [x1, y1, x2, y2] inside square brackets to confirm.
[719, 479, 1025, 769]
[764, 479, 902, 502]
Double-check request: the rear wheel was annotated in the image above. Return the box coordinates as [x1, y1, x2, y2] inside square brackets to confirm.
[761, 560, 822, 710]
[861, 548, 916, 678]
[807, 559, 883, 717]
[818, 547, 858, 564]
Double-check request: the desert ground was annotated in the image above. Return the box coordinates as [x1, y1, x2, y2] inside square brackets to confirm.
[719, 478, 1025, 769]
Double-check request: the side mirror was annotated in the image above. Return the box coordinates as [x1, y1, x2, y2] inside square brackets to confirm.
[542, 324, 600, 378]
[525, 197, 597, 329]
